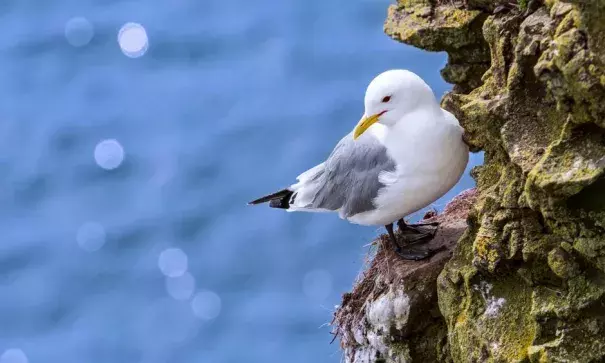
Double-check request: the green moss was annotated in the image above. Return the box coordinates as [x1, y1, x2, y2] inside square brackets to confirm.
[473, 235, 502, 272]
[380, 0, 605, 361]
[442, 272, 537, 362]
[525, 122, 605, 203]
[519, 0, 528, 11]
[573, 237, 605, 272]
[547, 247, 580, 278]
[385, 3, 488, 53]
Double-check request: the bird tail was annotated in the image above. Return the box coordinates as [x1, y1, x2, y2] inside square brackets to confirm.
[248, 189, 294, 209]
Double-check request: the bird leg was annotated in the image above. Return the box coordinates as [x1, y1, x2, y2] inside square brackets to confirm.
[384, 223, 434, 261]
[385, 223, 398, 247]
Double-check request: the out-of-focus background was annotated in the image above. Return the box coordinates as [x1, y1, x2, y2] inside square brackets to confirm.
[0, 0, 482, 362]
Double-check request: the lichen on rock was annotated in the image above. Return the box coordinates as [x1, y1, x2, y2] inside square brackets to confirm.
[334, 0, 605, 362]
[385, 0, 491, 93]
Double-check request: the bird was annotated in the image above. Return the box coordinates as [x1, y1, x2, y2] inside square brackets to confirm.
[249, 69, 469, 260]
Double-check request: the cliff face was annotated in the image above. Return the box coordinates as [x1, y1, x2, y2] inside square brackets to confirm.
[334, 1, 605, 362]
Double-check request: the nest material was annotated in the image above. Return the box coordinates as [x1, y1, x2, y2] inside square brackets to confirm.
[331, 188, 477, 354]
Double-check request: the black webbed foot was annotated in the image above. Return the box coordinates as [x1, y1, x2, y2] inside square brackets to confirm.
[400, 231, 434, 245]
[398, 218, 439, 231]
[385, 222, 444, 261]
[394, 245, 446, 261]
[397, 219, 438, 245]
[394, 246, 432, 261]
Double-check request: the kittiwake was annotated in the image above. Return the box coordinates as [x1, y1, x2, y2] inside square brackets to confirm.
[249, 69, 469, 260]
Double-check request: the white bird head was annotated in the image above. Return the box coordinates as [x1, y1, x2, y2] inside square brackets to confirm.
[353, 69, 437, 140]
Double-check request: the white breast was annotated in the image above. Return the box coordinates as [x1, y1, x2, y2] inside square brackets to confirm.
[347, 109, 469, 226]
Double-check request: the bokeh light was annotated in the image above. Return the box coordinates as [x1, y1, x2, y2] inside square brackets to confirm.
[76, 222, 106, 252]
[165, 272, 196, 300]
[0, 349, 28, 363]
[94, 139, 125, 170]
[118, 22, 149, 58]
[191, 290, 221, 320]
[64, 17, 94, 47]
[302, 269, 333, 302]
[158, 248, 188, 277]
[139, 299, 201, 345]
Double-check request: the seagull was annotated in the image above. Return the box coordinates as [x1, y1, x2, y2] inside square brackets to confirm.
[249, 69, 469, 260]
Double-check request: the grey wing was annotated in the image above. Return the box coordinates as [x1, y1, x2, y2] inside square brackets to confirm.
[297, 131, 396, 217]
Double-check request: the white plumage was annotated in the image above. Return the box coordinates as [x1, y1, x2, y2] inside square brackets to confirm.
[251, 69, 469, 229]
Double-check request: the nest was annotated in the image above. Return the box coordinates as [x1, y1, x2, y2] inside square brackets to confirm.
[331, 188, 478, 348]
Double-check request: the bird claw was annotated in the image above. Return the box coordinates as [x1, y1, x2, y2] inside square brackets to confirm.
[398, 223, 438, 243]
[391, 220, 444, 260]
[386, 220, 443, 260]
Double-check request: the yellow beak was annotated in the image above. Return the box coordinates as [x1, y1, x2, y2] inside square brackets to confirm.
[353, 112, 383, 140]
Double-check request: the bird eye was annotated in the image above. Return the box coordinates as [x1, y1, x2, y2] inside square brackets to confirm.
[381, 95, 391, 103]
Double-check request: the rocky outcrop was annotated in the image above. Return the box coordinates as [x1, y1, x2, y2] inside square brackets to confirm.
[333, 189, 476, 362]
[334, 0, 605, 361]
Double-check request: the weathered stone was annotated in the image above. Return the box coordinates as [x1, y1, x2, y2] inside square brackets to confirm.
[335, 0, 605, 361]
[385, 0, 490, 93]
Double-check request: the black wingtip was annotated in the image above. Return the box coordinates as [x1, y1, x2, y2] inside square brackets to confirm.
[248, 189, 293, 208]
[246, 198, 265, 205]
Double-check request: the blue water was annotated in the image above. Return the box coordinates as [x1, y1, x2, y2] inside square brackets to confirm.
[0, 0, 482, 362]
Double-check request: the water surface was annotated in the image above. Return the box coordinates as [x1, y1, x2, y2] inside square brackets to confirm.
[0, 0, 481, 362]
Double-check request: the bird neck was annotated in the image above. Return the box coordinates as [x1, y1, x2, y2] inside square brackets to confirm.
[382, 106, 462, 168]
